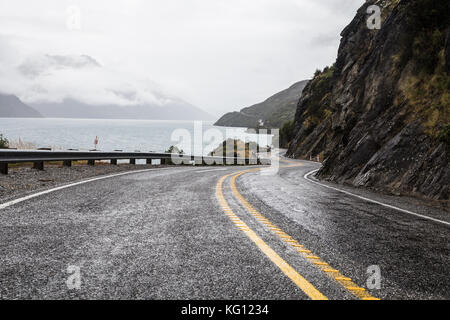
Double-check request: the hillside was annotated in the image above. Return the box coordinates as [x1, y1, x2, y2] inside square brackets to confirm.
[215, 80, 308, 128]
[0, 93, 42, 118]
[286, 0, 450, 200]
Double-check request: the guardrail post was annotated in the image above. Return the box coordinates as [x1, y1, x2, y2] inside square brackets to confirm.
[130, 159, 136, 165]
[111, 159, 117, 165]
[88, 160, 95, 166]
[33, 161, 44, 171]
[0, 163, 8, 175]
[63, 160, 72, 167]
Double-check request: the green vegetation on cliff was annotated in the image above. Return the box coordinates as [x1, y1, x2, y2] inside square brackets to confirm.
[286, 0, 450, 200]
[397, 0, 450, 139]
[280, 120, 294, 148]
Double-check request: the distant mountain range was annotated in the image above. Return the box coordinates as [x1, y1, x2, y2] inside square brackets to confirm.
[31, 98, 214, 121]
[0, 93, 214, 121]
[214, 80, 309, 129]
[0, 93, 43, 118]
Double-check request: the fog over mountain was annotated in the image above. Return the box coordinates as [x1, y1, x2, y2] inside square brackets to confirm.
[18, 54, 101, 78]
[0, 48, 213, 120]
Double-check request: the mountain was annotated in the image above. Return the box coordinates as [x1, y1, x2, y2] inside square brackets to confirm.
[32, 99, 214, 121]
[9, 53, 214, 121]
[215, 80, 309, 128]
[286, 0, 449, 200]
[0, 93, 43, 118]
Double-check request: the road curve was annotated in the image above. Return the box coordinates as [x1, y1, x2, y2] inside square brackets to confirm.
[0, 160, 448, 299]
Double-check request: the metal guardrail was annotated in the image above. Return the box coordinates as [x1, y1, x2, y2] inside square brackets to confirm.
[0, 149, 271, 175]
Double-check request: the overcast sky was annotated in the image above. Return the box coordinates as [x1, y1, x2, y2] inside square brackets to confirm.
[0, 0, 364, 117]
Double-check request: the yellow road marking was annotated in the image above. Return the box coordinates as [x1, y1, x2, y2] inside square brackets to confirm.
[228, 168, 380, 301]
[336, 277, 352, 281]
[314, 262, 329, 266]
[216, 174, 328, 300]
[347, 287, 366, 291]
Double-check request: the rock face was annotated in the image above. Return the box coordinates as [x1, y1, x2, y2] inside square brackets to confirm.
[287, 0, 450, 200]
[215, 80, 309, 129]
[445, 29, 450, 73]
[0, 93, 43, 118]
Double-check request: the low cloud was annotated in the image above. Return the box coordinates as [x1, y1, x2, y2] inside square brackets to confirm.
[0, 39, 183, 107]
[18, 54, 101, 78]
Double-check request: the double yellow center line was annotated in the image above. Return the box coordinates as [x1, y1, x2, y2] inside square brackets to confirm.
[216, 166, 380, 300]
[216, 174, 327, 300]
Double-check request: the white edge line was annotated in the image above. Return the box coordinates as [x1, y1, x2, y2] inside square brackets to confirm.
[194, 168, 228, 173]
[304, 169, 450, 227]
[0, 165, 247, 210]
[0, 167, 186, 211]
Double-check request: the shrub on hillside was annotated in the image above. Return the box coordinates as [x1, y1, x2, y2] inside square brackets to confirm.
[404, 0, 450, 74]
[438, 125, 450, 146]
[280, 120, 295, 148]
[165, 145, 184, 154]
[0, 134, 9, 149]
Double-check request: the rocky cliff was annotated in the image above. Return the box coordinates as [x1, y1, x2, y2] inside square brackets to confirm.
[215, 80, 309, 129]
[286, 0, 450, 201]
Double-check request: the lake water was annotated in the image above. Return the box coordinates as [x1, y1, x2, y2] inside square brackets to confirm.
[0, 118, 271, 155]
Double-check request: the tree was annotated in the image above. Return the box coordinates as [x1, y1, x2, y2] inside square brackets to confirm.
[165, 145, 184, 154]
[0, 134, 9, 149]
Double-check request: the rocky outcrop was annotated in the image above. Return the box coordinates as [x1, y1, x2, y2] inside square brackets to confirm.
[287, 0, 450, 200]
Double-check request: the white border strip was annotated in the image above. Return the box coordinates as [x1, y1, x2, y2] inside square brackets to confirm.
[0, 165, 248, 211]
[0, 167, 183, 211]
[194, 168, 228, 173]
[304, 169, 450, 227]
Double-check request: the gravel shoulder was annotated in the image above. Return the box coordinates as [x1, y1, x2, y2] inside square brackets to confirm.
[0, 163, 167, 203]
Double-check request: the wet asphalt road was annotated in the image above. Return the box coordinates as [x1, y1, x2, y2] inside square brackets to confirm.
[0, 159, 449, 300]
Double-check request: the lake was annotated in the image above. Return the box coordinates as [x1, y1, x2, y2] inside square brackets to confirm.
[0, 118, 271, 155]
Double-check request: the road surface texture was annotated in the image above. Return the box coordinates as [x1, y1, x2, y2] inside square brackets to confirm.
[0, 158, 448, 300]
